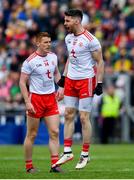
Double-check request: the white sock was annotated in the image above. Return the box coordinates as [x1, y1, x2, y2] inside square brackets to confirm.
[81, 151, 88, 156]
[64, 146, 72, 153]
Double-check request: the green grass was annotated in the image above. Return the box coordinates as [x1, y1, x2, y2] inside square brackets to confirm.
[0, 144, 134, 179]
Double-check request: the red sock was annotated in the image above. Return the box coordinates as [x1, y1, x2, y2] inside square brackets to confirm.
[51, 155, 59, 167]
[64, 138, 72, 147]
[25, 160, 33, 170]
[82, 143, 90, 152]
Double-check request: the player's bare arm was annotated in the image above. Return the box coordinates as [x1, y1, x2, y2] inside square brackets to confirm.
[19, 72, 35, 114]
[19, 72, 30, 103]
[91, 48, 104, 82]
[63, 59, 69, 77]
[91, 48, 104, 95]
[54, 66, 61, 83]
[57, 59, 69, 88]
[54, 66, 64, 101]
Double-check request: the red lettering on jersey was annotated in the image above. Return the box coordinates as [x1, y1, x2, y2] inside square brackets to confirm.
[44, 60, 49, 66]
[79, 42, 83, 47]
[46, 70, 52, 79]
[71, 49, 77, 58]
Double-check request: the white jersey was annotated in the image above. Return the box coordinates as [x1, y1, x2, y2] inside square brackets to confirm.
[21, 51, 57, 94]
[65, 29, 101, 80]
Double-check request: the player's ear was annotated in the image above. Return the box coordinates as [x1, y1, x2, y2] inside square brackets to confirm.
[36, 40, 40, 47]
[75, 17, 81, 25]
[35, 36, 41, 47]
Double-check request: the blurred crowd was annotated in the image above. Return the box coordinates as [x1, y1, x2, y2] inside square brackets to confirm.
[0, 0, 134, 107]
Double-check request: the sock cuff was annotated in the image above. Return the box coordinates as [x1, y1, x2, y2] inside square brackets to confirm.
[51, 155, 59, 166]
[25, 160, 33, 170]
[83, 142, 90, 145]
[64, 138, 73, 147]
[26, 160, 32, 163]
[51, 155, 59, 157]
[82, 143, 90, 152]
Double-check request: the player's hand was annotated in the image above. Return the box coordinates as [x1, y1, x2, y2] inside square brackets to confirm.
[57, 76, 65, 88]
[56, 87, 64, 101]
[93, 83, 103, 96]
[25, 102, 36, 114]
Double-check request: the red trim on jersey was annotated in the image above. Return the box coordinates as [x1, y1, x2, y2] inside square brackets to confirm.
[26, 52, 37, 62]
[83, 31, 94, 41]
[75, 29, 86, 36]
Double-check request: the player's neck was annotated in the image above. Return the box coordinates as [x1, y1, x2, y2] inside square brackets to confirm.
[35, 50, 48, 57]
[74, 26, 85, 36]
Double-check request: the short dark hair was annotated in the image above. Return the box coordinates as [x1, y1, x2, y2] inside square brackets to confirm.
[65, 9, 83, 20]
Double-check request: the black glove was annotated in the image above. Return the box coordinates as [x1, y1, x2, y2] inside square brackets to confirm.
[93, 83, 103, 95]
[57, 75, 65, 88]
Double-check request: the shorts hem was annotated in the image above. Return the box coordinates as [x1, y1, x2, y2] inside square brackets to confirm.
[80, 95, 93, 99]
[44, 112, 59, 117]
[27, 114, 41, 118]
[64, 94, 78, 97]
[64, 95, 94, 98]
[65, 105, 78, 109]
[28, 112, 59, 118]
[79, 109, 92, 112]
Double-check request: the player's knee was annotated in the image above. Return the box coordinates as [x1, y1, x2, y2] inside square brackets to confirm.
[50, 128, 59, 139]
[80, 114, 88, 125]
[27, 132, 37, 142]
[65, 109, 75, 121]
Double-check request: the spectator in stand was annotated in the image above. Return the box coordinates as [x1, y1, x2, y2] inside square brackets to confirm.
[127, 28, 134, 49]
[48, 1, 62, 41]
[33, 3, 50, 32]
[98, 84, 122, 144]
[113, 47, 133, 73]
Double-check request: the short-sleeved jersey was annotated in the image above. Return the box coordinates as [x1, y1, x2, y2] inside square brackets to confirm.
[65, 29, 101, 80]
[21, 51, 57, 94]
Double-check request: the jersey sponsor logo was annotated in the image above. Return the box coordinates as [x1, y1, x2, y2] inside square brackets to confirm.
[73, 39, 78, 45]
[36, 64, 42, 67]
[43, 79, 53, 87]
[67, 39, 71, 44]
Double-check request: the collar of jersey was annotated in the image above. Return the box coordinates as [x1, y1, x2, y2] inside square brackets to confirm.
[74, 29, 86, 36]
[35, 51, 48, 57]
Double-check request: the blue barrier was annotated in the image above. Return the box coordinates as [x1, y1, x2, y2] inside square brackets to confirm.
[0, 123, 24, 144]
[0, 122, 64, 145]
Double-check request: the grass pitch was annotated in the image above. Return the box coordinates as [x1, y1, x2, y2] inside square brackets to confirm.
[0, 144, 134, 179]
